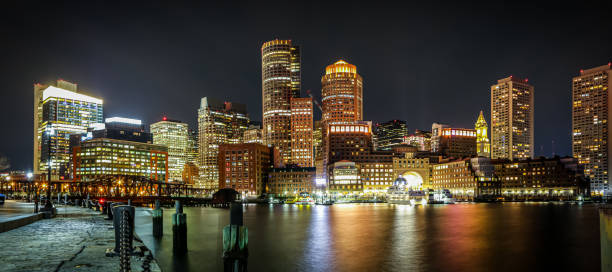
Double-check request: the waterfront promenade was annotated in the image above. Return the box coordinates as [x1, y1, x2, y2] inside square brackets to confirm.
[0, 201, 161, 272]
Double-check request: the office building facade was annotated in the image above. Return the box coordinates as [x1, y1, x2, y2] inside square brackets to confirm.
[218, 143, 272, 196]
[261, 39, 301, 164]
[290, 97, 314, 167]
[198, 97, 249, 190]
[72, 138, 168, 182]
[374, 120, 408, 151]
[491, 76, 534, 160]
[150, 118, 190, 182]
[572, 63, 612, 196]
[34, 79, 103, 177]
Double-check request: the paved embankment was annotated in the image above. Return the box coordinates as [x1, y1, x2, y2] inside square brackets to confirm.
[0, 205, 161, 272]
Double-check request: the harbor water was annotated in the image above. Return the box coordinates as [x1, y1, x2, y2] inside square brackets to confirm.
[135, 202, 601, 272]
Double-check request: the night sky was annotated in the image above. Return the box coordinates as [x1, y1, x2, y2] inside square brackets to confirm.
[1, 1, 610, 171]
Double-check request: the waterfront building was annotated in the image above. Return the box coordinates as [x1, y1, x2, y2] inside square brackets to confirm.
[72, 138, 168, 182]
[438, 128, 477, 158]
[431, 157, 500, 201]
[431, 123, 450, 153]
[93, 117, 152, 143]
[324, 122, 393, 194]
[218, 143, 272, 196]
[393, 151, 432, 189]
[243, 124, 263, 144]
[33, 79, 103, 178]
[572, 63, 612, 196]
[405, 130, 431, 151]
[267, 166, 316, 197]
[261, 39, 301, 164]
[290, 97, 314, 167]
[373, 120, 408, 151]
[328, 161, 361, 194]
[360, 161, 394, 195]
[475, 111, 491, 157]
[492, 157, 589, 200]
[198, 97, 249, 190]
[150, 118, 190, 182]
[491, 76, 534, 160]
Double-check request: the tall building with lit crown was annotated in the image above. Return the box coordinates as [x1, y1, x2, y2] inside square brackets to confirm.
[261, 39, 301, 164]
[321, 60, 363, 126]
[33, 79, 103, 177]
[491, 76, 534, 160]
[475, 111, 491, 157]
[374, 120, 408, 151]
[290, 97, 313, 167]
[150, 118, 190, 182]
[572, 63, 612, 196]
[198, 97, 249, 190]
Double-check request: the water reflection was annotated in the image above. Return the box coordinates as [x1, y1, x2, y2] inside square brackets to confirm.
[135, 203, 601, 272]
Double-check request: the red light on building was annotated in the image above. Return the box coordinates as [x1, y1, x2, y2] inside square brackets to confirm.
[163, 116, 167, 121]
[525, 78, 528, 82]
[580, 69, 584, 73]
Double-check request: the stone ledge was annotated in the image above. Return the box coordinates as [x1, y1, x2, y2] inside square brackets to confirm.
[0, 213, 43, 233]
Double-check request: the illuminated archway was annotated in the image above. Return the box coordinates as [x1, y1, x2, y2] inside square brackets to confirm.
[399, 171, 424, 190]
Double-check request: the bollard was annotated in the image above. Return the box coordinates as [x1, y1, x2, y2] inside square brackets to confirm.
[75, 199, 80, 207]
[64, 194, 68, 205]
[112, 205, 135, 272]
[57, 194, 60, 205]
[128, 199, 132, 206]
[106, 202, 114, 220]
[172, 200, 187, 254]
[152, 200, 163, 238]
[602, 207, 612, 272]
[34, 199, 39, 213]
[223, 203, 248, 272]
[86, 194, 91, 208]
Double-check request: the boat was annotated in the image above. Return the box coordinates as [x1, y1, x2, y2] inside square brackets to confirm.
[427, 189, 456, 204]
[387, 176, 428, 205]
[284, 198, 296, 204]
[387, 177, 411, 205]
[295, 192, 315, 205]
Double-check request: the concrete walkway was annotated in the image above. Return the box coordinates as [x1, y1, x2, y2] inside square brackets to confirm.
[0, 205, 161, 272]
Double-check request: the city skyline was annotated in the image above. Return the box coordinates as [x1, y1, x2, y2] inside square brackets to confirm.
[1, 1, 611, 170]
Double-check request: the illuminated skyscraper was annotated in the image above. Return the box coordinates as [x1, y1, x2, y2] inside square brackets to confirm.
[261, 39, 301, 164]
[150, 118, 190, 182]
[198, 97, 249, 190]
[572, 63, 612, 196]
[33, 79, 103, 176]
[490, 76, 534, 160]
[475, 111, 491, 157]
[290, 97, 313, 167]
[373, 120, 408, 151]
[321, 60, 363, 126]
